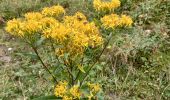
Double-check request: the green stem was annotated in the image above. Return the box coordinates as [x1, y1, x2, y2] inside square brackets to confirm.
[49, 39, 74, 85]
[74, 57, 84, 82]
[31, 46, 57, 83]
[80, 32, 113, 86]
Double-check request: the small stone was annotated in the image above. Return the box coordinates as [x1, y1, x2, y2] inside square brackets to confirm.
[8, 48, 12, 51]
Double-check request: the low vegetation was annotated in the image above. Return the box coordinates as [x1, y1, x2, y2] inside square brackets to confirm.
[0, 0, 169, 100]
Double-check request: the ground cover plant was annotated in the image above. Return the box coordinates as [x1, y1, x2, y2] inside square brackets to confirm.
[0, 0, 170, 100]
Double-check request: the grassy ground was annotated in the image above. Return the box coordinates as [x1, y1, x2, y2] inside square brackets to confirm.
[0, 0, 170, 100]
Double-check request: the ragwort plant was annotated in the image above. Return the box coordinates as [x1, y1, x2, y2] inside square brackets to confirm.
[5, 0, 132, 99]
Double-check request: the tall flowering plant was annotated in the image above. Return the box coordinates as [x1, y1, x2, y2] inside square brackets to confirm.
[5, 0, 132, 99]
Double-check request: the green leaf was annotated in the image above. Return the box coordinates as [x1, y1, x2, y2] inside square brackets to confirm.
[78, 65, 86, 73]
[165, 90, 170, 97]
[35, 37, 46, 46]
[15, 52, 37, 59]
[32, 95, 61, 100]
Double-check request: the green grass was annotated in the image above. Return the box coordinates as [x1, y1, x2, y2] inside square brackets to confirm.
[0, 0, 170, 99]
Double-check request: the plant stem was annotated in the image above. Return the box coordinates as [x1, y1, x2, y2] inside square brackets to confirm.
[74, 57, 84, 82]
[49, 39, 74, 85]
[49, 39, 61, 63]
[80, 32, 113, 86]
[31, 46, 57, 83]
[69, 59, 74, 85]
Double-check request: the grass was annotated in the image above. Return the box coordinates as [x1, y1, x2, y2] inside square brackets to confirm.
[0, 0, 170, 100]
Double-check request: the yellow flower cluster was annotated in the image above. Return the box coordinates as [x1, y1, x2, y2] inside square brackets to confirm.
[87, 83, 101, 100]
[62, 96, 73, 100]
[54, 81, 81, 100]
[5, 5, 65, 37]
[20, 19, 42, 35]
[101, 14, 133, 29]
[42, 5, 65, 17]
[41, 17, 59, 31]
[54, 81, 101, 100]
[24, 12, 43, 20]
[6, 4, 103, 57]
[43, 12, 103, 57]
[93, 0, 121, 11]
[54, 81, 68, 97]
[120, 15, 133, 27]
[6, 17, 40, 37]
[87, 83, 101, 94]
[5, 18, 23, 36]
[69, 85, 81, 99]
[43, 23, 70, 43]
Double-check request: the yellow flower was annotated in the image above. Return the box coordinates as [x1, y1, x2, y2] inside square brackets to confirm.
[63, 96, 73, 100]
[89, 34, 103, 47]
[69, 85, 81, 99]
[120, 15, 133, 27]
[72, 31, 89, 47]
[74, 12, 87, 21]
[55, 48, 65, 57]
[54, 81, 68, 97]
[63, 13, 87, 25]
[6, 9, 103, 58]
[87, 92, 94, 100]
[87, 83, 101, 94]
[64, 31, 89, 56]
[82, 22, 103, 47]
[42, 5, 65, 17]
[24, 12, 43, 20]
[43, 23, 71, 42]
[93, 0, 121, 11]
[40, 17, 59, 29]
[20, 20, 42, 34]
[5, 18, 23, 36]
[56, 12, 103, 57]
[101, 14, 133, 28]
[101, 14, 120, 29]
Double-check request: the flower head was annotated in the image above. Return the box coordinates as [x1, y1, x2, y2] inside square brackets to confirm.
[74, 12, 87, 21]
[101, 14, 133, 29]
[54, 81, 68, 97]
[20, 20, 42, 34]
[69, 85, 81, 99]
[43, 23, 71, 42]
[40, 17, 59, 29]
[24, 12, 43, 20]
[42, 5, 65, 17]
[5, 18, 23, 36]
[93, 0, 121, 11]
[120, 15, 133, 27]
[101, 14, 120, 29]
[63, 96, 73, 100]
[87, 83, 101, 94]
[52, 12, 103, 57]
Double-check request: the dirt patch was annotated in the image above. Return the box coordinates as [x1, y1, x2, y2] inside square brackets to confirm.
[0, 45, 11, 63]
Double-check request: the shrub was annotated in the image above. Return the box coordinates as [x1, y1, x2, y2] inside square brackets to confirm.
[5, 0, 134, 99]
